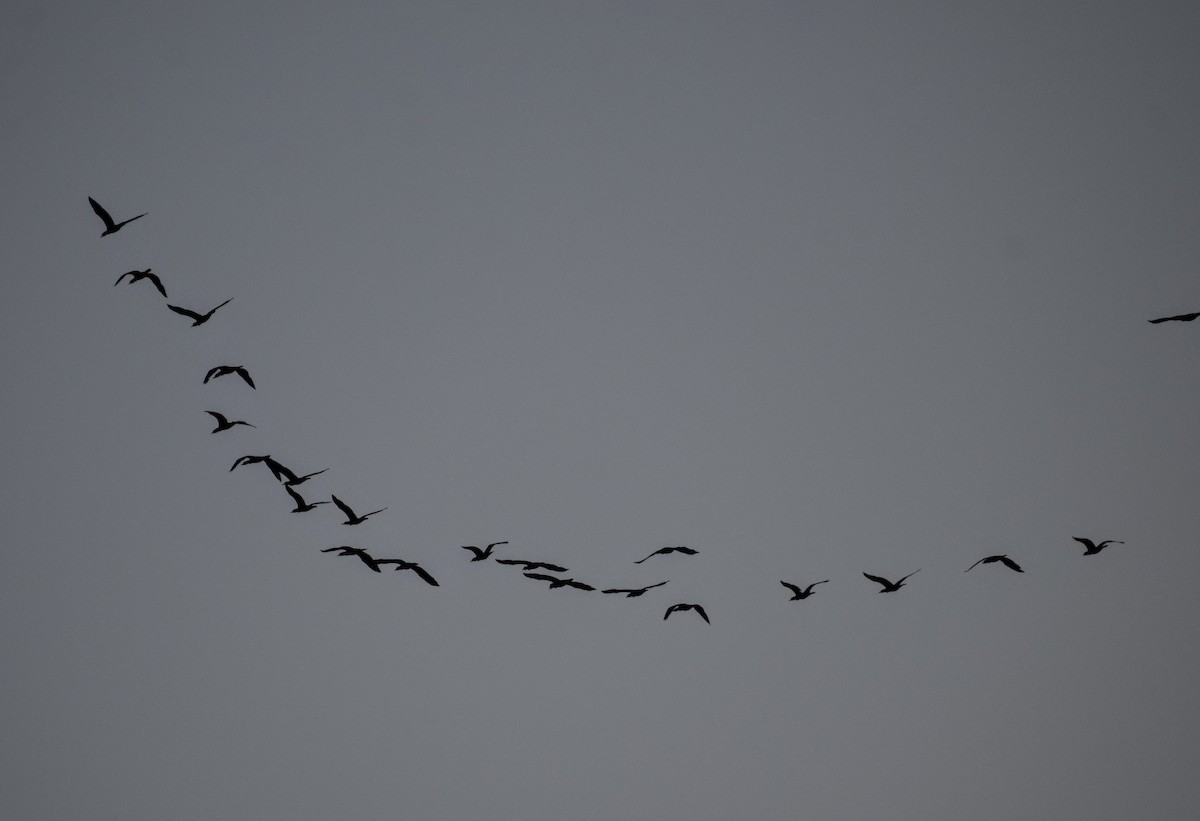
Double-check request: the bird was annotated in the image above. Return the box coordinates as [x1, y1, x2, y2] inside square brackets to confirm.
[863, 570, 920, 592]
[601, 581, 669, 598]
[1148, 312, 1200, 323]
[634, 546, 698, 564]
[461, 542, 508, 561]
[114, 269, 167, 298]
[331, 494, 387, 525]
[1072, 537, 1124, 556]
[204, 410, 255, 433]
[320, 546, 382, 572]
[523, 573, 594, 590]
[965, 555, 1023, 573]
[494, 559, 569, 572]
[89, 196, 146, 236]
[780, 579, 829, 600]
[230, 454, 272, 471]
[374, 559, 440, 586]
[285, 485, 329, 513]
[167, 298, 233, 327]
[664, 603, 710, 623]
[204, 365, 256, 389]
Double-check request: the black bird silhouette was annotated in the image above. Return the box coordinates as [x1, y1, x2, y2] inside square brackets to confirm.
[1072, 537, 1124, 555]
[461, 542, 508, 561]
[863, 570, 920, 592]
[494, 559, 568, 572]
[261, 458, 326, 486]
[231, 454, 272, 471]
[634, 546, 698, 564]
[168, 298, 233, 327]
[1148, 312, 1200, 323]
[204, 365, 256, 389]
[89, 196, 146, 236]
[204, 410, 255, 433]
[601, 581, 669, 598]
[331, 494, 387, 525]
[664, 603, 710, 623]
[375, 559, 440, 586]
[114, 268, 167, 298]
[780, 580, 829, 600]
[321, 546, 382, 572]
[523, 573, 595, 590]
[965, 555, 1023, 573]
[285, 485, 329, 513]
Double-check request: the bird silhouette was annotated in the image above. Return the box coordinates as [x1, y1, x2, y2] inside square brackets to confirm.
[374, 559, 440, 586]
[285, 485, 329, 513]
[965, 555, 1023, 572]
[89, 196, 146, 236]
[204, 410, 255, 433]
[494, 559, 568, 572]
[331, 494, 387, 525]
[114, 269, 167, 298]
[780, 579, 829, 600]
[1072, 537, 1124, 555]
[601, 581, 669, 597]
[260, 457, 326, 486]
[634, 546, 698, 564]
[664, 603, 710, 623]
[863, 570, 920, 592]
[523, 573, 595, 590]
[204, 365, 256, 389]
[320, 546, 382, 572]
[1148, 312, 1200, 323]
[231, 454, 272, 472]
[461, 542, 508, 561]
[167, 298, 233, 327]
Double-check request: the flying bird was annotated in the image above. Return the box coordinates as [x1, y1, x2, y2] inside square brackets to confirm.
[230, 454, 272, 471]
[374, 559, 440, 586]
[89, 196, 146, 236]
[494, 559, 569, 572]
[965, 555, 1023, 573]
[601, 581, 669, 598]
[780, 579, 829, 600]
[167, 298, 233, 327]
[285, 485, 329, 513]
[1072, 537, 1124, 555]
[204, 410, 255, 433]
[1148, 312, 1200, 323]
[114, 269, 167, 298]
[331, 494, 387, 525]
[523, 573, 595, 590]
[204, 365, 256, 389]
[634, 546, 698, 564]
[461, 542, 508, 561]
[863, 570, 920, 592]
[664, 603, 710, 623]
[320, 546, 382, 572]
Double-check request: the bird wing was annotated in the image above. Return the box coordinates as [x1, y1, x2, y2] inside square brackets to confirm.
[523, 573, 559, 583]
[862, 572, 891, 588]
[780, 581, 802, 595]
[1099, 540, 1124, 548]
[89, 197, 116, 230]
[643, 580, 669, 590]
[532, 562, 567, 572]
[672, 547, 698, 555]
[600, 588, 631, 594]
[806, 580, 830, 592]
[566, 580, 594, 590]
[634, 549, 663, 564]
[205, 410, 227, 425]
[999, 556, 1024, 572]
[264, 458, 298, 483]
[461, 545, 484, 558]
[114, 271, 133, 285]
[146, 272, 167, 298]
[167, 304, 202, 321]
[964, 558, 987, 572]
[493, 558, 526, 567]
[204, 367, 223, 383]
[408, 564, 439, 586]
[285, 485, 305, 506]
[693, 604, 710, 623]
[1072, 537, 1096, 551]
[207, 298, 233, 316]
[1149, 312, 1200, 323]
[487, 541, 509, 549]
[663, 605, 681, 620]
[896, 569, 921, 585]
[331, 495, 355, 519]
[232, 367, 255, 388]
[361, 507, 387, 518]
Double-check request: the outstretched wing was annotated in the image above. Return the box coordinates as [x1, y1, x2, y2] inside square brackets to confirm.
[407, 564, 439, 586]
[205, 410, 227, 426]
[663, 604, 681, 620]
[285, 485, 305, 506]
[692, 604, 710, 623]
[146, 272, 168, 298]
[862, 572, 891, 588]
[523, 573, 559, 584]
[635, 548, 664, 564]
[964, 558, 987, 573]
[486, 541, 509, 550]
[998, 556, 1024, 572]
[1148, 312, 1200, 323]
[233, 367, 256, 388]
[331, 495, 356, 520]
[89, 197, 116, 230]
[780, 581, 802, 596]
[167, 304, 202, 321]
[895, 569, 920, 585]
[460, 545, 485, 559]
[1072, 537, 1097, 552]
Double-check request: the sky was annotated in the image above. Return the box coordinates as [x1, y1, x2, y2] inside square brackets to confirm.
[4, 2, 1200, 819]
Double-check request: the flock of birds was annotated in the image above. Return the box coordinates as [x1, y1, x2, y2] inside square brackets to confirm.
[92, 195, 1187, 625]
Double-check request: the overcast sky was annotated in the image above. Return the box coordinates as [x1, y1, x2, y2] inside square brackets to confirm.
[4, 2, 1200, 819]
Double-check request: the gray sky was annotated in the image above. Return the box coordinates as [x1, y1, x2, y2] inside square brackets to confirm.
[4, 2, 1200, 819]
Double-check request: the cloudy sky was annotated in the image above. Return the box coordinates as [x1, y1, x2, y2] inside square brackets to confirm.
[4, 2, 1200, 819]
